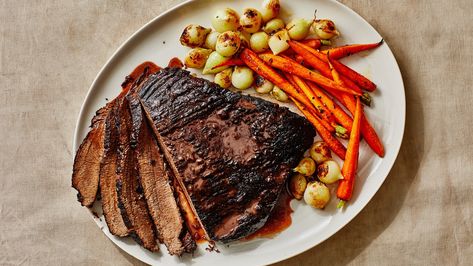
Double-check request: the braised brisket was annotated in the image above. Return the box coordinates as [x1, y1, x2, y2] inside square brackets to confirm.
[72, 64, 315, 255]
[139, 68, 315, 242]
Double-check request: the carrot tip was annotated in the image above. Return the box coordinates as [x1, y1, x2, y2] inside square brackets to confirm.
[337, 200, 346, 209]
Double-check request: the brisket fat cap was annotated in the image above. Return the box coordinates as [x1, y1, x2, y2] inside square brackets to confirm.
[139, 68, 315, 243]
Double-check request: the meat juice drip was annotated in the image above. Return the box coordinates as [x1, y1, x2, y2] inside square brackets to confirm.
[120, 61, 161, 89]
[168, 57, 184, 68]
[244, 191, 293, 240]
[196, 238, 207, 244]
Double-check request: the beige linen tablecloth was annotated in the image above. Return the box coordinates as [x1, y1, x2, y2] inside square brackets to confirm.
[1, 0, 472, 265]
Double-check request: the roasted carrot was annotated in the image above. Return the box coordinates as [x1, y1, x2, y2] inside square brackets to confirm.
[292, 54, 312, 68]
[282, 39, 327, 56]
[283, 73, 336, 133]
[327, 54, 385, 157]
[293, 100, 347, 160]
[211, 58, 245, 69]
[294, 54, 304, 64]
[322, 39, 383, 59]
[240, 49, 319, 115]
[258, 53, 361, 96]
[326, 88, 349, 109]
[302, 42, 375, 91]
[291, 41, 376, 92]
[356, 105, 384, 156]
[240, 48, 307, 105]
[337, 97, 363, 203]
[283, 71, 298, 87]
[288, 41, 363, 94]
[324, 52, 376, 92]
[327, 52, 343, 83]
[291, 75, 343, 132]
[300, 39, 324, 49]
[307, 81, 353, 134]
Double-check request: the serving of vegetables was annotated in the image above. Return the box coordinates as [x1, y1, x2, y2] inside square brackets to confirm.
[178, 0, 385, 209]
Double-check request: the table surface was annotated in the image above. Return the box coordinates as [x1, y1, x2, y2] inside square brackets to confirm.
[1, 0, 472, 265]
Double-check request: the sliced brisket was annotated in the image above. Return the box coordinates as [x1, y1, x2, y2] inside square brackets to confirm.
[73, 62, 315, 253]
[72, 61, 161, 207]
[71, 106, 107, 207]
[139, 68, 315, 242]
[132, 93, 196, 254]
[115, 96, 159, 251]
[99, 101, 129, 237]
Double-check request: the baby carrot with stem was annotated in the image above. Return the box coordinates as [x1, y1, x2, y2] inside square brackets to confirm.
[327, 53, 385, 157]
[293, 99, 347, 160]
[300, 38, 331, 49]
[307, 81, 353, 135]
[240, 49, 313, 109]
[287, 41, 364, 94]
[337, 96, 363, 206]
[321, 39, 383, 59]
[240, 48, 335, 134]
[291, 75, 348, 138]
[258, 53, 362, 96]
[284, 73, 336, 133]
[296, 41, 377, 91]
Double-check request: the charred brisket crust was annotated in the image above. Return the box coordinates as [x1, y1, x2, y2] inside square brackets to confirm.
[128, 65, 153, 149]
[128, 93, 142, 149]
[139, 68, 315, 242]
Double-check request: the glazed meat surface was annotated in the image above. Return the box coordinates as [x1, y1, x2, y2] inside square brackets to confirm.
[139, 68, 315, 242]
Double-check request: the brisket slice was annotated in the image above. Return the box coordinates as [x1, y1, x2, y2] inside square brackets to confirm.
[99, 100, 129, 237]
[131, 92, 196, 255]
[116, 96, 159, 251]
[139, 68, 315, 242]
[72, 61, 160, 207]
[71, 106, 107, 207]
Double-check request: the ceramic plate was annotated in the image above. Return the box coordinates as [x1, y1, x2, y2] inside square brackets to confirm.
[73, 0, 405, 265]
